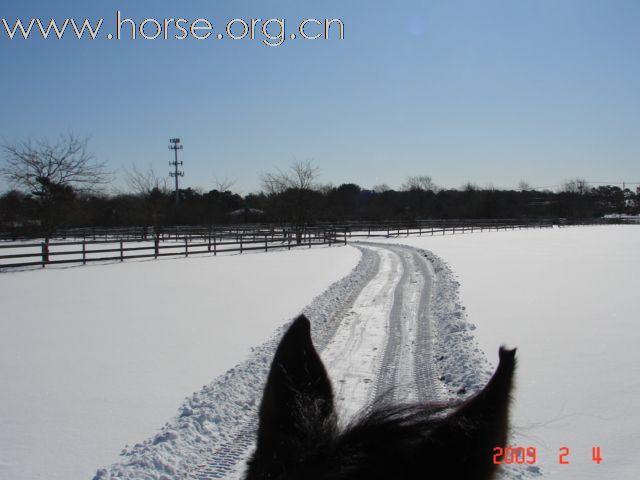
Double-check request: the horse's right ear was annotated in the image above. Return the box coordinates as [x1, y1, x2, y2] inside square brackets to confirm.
[255, 315, 335, 452]
[421, 346, 516, 478]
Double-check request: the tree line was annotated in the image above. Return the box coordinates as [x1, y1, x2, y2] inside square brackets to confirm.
[1, 135, 638, 237]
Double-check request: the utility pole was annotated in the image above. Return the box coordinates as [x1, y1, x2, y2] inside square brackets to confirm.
[168, 138, 184, 205]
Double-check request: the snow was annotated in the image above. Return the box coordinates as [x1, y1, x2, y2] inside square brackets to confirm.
[320, 245, 399, 420]
[372, 225, 640, 479]
[2, 225, 638, 480]
[0, 246, 360, 480]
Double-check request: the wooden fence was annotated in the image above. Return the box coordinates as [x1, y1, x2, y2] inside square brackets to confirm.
[0, 217, 635, 270]
[0, 229, 344, 269]
[341, 220, 554, 238]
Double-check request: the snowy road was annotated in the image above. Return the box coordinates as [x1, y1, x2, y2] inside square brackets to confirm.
[98, 242, 505, 480]
[188, 243, 443, 479]
[320, 244, 441, 420]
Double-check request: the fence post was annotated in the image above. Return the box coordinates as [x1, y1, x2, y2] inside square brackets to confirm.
[185, 237, 189, 257]
[214, 236, 217, 255]
[82, 240, 86, 265]
[154, 236, 159, 259]
[265, 234, 268, 252]
[41, 239, 49, 268]
[240, 236, 243, 254]
[120, 241, 124, 262]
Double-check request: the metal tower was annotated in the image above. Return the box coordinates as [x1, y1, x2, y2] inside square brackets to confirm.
[168, 138, 184, 204]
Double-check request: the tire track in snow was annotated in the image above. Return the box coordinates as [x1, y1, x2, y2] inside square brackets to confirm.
[186, 247, 381, 480]
[370, 245, 440, 405]
[185, 243, 536, 480]
[344, 244, 442, 410]
[173, 244, 439, 480]
[319, 245, 402, 421]
[191, 244, 439, 479]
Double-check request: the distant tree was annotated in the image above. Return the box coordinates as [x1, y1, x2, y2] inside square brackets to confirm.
[0, 134, 110, 235]
[1, 134, 110, 197]
[260, 159, 319, 195]
[461, 181, 479, 192]
[317, 182, 335, 195]
[562, 178, 589, 195]
[0, 189, 34, 222]
[212, 176, 237, 193]
[402, 175, 438, 192]
[518, 180, 532, 192]
[124, 163, 168, 196]
[372, 183, 391, 193]
[260, 159, 322, 230]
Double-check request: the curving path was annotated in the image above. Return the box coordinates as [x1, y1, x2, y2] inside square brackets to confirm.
[189, 243, 442, 480]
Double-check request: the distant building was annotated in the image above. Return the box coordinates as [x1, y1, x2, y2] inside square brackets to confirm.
[228, 207, 265, 223]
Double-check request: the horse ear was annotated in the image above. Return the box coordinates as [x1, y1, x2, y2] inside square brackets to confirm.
[425, 347, 516, 478]
[255, 315, 335, 451]
[457, 346, 516, 431]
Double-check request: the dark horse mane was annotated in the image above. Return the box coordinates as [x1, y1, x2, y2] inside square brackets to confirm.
[245, 315, 516, 480]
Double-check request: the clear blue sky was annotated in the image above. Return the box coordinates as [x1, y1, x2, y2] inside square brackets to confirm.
[1, 0, 639, 194]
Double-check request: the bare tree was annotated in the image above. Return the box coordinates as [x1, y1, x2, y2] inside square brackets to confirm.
[461, 181, 479, 192]
[317, 182, 335, 195]
[124, 163, 168, 196]
[562, 178, 589, 194]
[372, 183, 391, 193]
[1, 134, 110, 197]
[401, 175, 438, 192]
[212, 176, 236, 192]
[518, 180, 532, 192]
[290, 159, 319, 190]
[260, 159, 319, 195]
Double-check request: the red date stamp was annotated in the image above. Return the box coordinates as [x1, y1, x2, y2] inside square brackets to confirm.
[493, 446, 603, 465]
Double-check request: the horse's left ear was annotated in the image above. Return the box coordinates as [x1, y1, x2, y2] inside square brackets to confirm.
[255, 315, 335, 452]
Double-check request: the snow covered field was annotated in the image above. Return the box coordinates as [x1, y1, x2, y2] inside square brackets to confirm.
[375, 225, 640, 479]
[0, 246, 360, 480]
[1, 225, 638, 480]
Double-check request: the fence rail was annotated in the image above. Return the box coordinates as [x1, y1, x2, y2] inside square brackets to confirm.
[0, 229, 344, 269]
[0, 217, 636, 270]
[2, 217, 637, 242]
[342, 221, 555, 238]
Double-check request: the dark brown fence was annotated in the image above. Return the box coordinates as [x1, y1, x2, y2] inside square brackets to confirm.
[1, 217, 635, 270]
[340, 220, 555, 238]
[0, 229, 345, 269]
